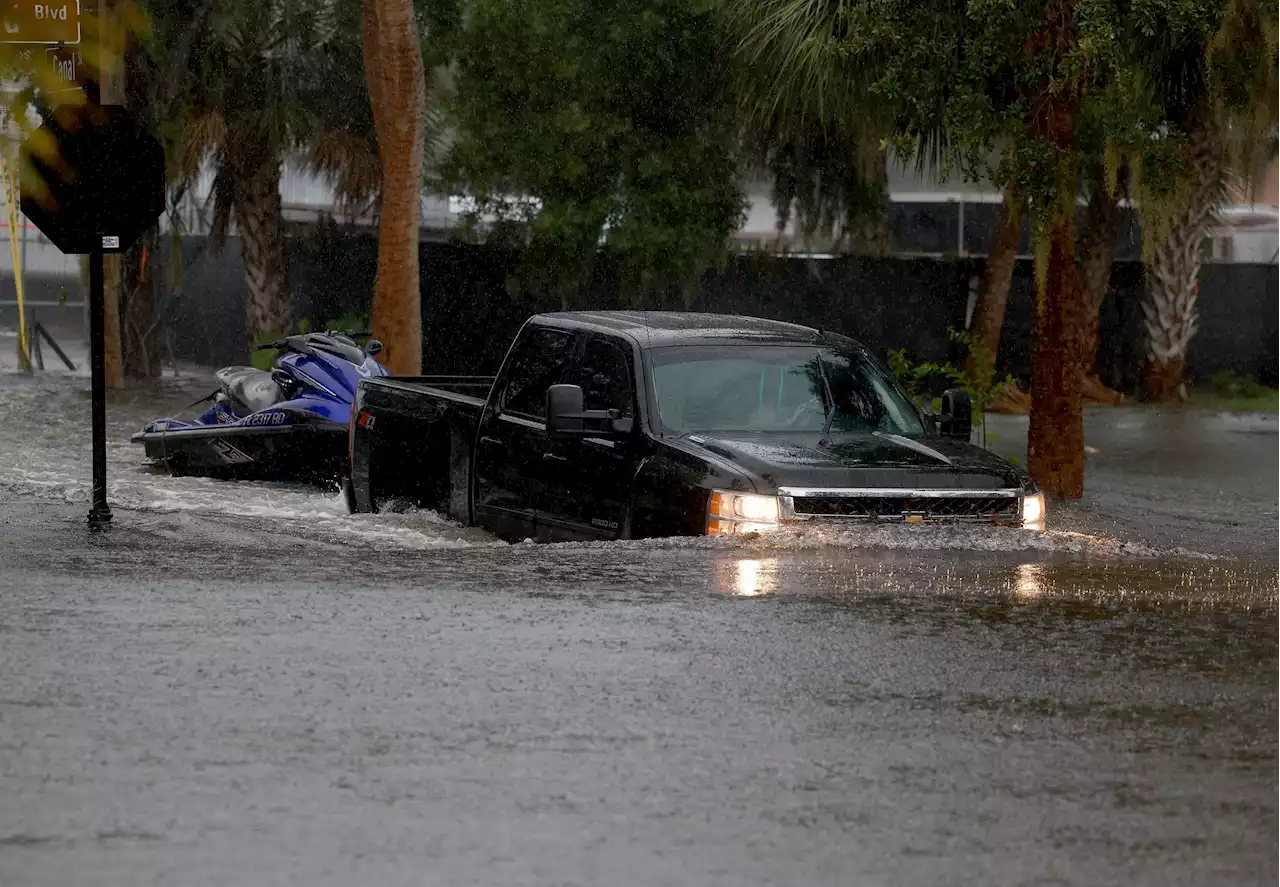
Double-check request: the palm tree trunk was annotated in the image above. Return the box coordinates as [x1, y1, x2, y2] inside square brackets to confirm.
[1024, 6, 1085, 499]
[122, 28, 160, 380]
[234, 160, 290, 344]
[1078, 163, 1122, 379]
[1027, 207, 1086, 499]
[1141, 115, 1222, 402]
[121, 228, 161, 379]
[362, 0, 427, 376]
[965, 186, 1023, 388]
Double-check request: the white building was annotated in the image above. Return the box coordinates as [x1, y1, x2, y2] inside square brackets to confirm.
[0, 150, 1274, 289]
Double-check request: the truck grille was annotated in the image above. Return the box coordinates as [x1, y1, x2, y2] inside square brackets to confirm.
[789, 494, 1020, 522]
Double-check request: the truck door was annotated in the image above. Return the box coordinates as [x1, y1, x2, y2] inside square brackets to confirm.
[537, 336, 639, 542]
[473, 326, 576, 541]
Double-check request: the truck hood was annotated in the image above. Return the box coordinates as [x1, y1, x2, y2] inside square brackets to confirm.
[684, 431, 1032, 492]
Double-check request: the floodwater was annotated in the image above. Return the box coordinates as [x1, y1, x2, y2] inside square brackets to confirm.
[0, 350, 1276, 886]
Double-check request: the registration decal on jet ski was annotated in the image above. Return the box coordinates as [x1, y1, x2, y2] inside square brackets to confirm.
[210, 439, 254, 464]
[240, 411, 288, 427]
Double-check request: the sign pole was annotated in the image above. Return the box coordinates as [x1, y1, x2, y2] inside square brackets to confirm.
[87, 248, 111, 526]
[14, 15, 165, 533]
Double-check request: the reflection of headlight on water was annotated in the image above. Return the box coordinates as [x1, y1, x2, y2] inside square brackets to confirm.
[1014, 563, 1047, 600]
[723, 558, 778, 596]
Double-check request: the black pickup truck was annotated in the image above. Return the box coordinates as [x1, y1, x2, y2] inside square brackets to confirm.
[345, 311, 1045, 541]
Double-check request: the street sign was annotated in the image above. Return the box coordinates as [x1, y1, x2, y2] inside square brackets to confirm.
[19, 103, 165, 254]
[1, 1, 81, 45]
[45, 44, 81, 86]
[17, 100, 164, 527]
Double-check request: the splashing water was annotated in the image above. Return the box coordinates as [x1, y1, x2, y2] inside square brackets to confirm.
[0, 366, 1251, 561]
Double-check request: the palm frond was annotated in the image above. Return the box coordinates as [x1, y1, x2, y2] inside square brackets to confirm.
[725, 0, 879, 132]
[302, 130, 382, 213]
[179, 109, 227, 178]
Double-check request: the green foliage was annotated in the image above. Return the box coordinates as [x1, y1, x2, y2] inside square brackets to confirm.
[1188, 380, 1278, 414]
[723, 2, 893, 252]
[1211, 369, 1267, 400]
[253, 312, 372, 367]
[137, 0, 402, 225]
[738, 0, 1271, 245]
[889, 330, 1017, 438]
[887, 347, 965, 409]
[249, 331, 286, 371]
[323, 311, 371, 334]
[758, 120, 891, 252]
[434, 0, 746, 307]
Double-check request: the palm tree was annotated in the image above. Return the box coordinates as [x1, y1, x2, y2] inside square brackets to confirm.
[726, 0, 1032, 400]
[723, 0, 894, 254]
[163, 0, 383, 346]
[1138, 115, 1225, 401]
[1129, 0, 1277, 401]
[725, 0, 1101, 499]
[359, 0, 428, 376]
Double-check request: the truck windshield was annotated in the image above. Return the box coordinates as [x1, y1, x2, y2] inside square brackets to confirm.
[649, 345, 926, 437]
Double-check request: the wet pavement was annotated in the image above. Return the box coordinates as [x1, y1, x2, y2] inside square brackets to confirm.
[0, 352, 1276, 886]
[982, 410, 1279, 561]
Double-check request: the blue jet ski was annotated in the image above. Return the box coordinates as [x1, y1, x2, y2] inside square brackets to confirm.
[132, 329, 389, 484]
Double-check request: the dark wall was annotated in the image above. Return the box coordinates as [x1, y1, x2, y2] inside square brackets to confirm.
[161, 237, 247, 368]
[156, 231, 1278, 390]
[1189, 264, 1279, 387]
[0, 274, 86, 333]
[695, 255, 972, 367]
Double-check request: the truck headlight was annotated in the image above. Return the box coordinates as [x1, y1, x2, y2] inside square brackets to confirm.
[707, 490, 780, 535]
[1021, 493, 1045, 530]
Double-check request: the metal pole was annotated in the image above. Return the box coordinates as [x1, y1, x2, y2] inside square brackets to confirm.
[32, 316, 44, 370]
[88, 250, 112, 526]
[35, 322, 77, 371]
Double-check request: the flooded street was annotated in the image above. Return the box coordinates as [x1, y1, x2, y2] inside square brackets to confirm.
[0, 362, 1276, 885]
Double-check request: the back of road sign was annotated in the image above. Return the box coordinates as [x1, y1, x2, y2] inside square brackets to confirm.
[19, 102, 165, 255]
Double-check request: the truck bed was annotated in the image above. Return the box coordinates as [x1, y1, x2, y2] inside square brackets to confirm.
[348, 375, 496, 517]
[363, 375, 495, 403]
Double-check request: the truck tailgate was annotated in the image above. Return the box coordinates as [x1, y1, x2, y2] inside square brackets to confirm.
[349, 376, 492, 517]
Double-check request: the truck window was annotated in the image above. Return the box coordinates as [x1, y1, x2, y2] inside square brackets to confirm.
[566, 339, 634, 417]
[649, 344, 926, 436]
[500, 327, 575, 418]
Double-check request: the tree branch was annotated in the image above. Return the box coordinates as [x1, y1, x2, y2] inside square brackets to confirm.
[153, 0, 221, 116]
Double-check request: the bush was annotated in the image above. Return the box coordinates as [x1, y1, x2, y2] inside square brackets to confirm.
[1211, 370, 1266, 400]
[323, 311, 371, 335]
[889, 329, 1014, 418]
[888, 330, 1020, 446]
[249, 331, 287, 371]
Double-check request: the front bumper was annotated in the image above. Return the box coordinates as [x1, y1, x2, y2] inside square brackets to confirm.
[709, 487, 1044, 534]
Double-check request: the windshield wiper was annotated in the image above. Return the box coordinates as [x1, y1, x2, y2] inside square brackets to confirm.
[816, 355, 837, 444]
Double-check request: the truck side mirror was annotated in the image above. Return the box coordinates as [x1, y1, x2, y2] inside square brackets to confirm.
[939, 388, 973, 439]
[547, 384, 584, 435]
[546, 384, 633, 439]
